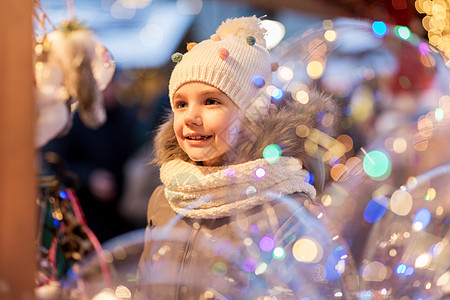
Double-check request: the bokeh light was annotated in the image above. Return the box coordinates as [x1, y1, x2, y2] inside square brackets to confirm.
[277, 66, 294, 82]
[396, 26, 411, 40]
[306, 60, 324, 79]
[372, 21, 388, 38]
[252, 75, 264, 87]
[304, 172, 314, 184]
[263, 144, 281, 163]
[412, 208, 431, 230]
[272, 246, 285, 259]
[415, 253, 431, 268]
[363, 196, 388, 223]
[260, 19, 286, 50]
[390, 189, 413, 216]
[295, 90, 310, 104]
[324, 246, 347, 280]
[362, 150, 391, 180]
[292, 238, 323, 263]
[212, 261, 227, 276]
[259, 235, 275, 252]
[324, 30, 337, 42]
[255, 167, 266, 178]
[59, 190, 67, 199]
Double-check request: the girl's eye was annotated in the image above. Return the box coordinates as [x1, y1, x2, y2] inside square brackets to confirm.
[205, 98, 220, 105]
[174, 101, 187, 109]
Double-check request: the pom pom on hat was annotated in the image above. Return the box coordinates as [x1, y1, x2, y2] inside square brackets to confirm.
[210, 34, 221, 41]
[271, 62, 279, 72]
[216, 15, 267, 48]
[246, 36, 256, 46]
[171, 52, 183, 63]
[186, 42, 197, 51]
[217, 48, 229, 60]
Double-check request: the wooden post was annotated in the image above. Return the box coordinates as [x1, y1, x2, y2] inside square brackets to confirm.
[0, 1, 36, 299]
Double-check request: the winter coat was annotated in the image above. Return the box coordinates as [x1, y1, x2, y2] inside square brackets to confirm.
[136, 91, 346, 299]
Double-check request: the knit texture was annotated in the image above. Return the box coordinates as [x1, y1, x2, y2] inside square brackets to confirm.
[168, 16, 272, 117]
[160, 157, 316, 219]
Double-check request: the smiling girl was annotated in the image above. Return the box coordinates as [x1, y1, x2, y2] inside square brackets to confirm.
[137, 16, 344, 299]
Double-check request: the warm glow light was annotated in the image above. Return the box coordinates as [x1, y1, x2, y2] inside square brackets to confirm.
[260, 20, 286, 49]
[390, 189, 413, 216]
[292, 238, 323, 263]
[295, 90, 310, 104]
[306, 60, 324, 79]
[278, 66, 294, 82]
[415, 253, 431, 268]
[324, 30, 337, 42]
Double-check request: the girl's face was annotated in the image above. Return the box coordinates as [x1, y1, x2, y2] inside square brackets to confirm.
[172, 82, 241, 166]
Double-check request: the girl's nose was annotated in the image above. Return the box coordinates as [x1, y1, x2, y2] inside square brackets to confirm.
[184, 106, 202, 126]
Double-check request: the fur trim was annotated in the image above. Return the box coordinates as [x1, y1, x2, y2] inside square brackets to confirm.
[153, 89, 341, 168]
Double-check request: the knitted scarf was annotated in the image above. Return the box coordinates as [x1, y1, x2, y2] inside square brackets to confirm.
[159, 157, 317, 219]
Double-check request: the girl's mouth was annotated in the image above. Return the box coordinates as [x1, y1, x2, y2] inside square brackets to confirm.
[186, 135, 212, 140]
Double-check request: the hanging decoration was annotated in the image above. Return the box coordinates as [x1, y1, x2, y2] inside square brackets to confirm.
[33, 1, 115, 298]
[33, 0, 115, 148]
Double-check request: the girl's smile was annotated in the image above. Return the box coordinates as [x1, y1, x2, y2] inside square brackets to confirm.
[172, 82, 241, 166]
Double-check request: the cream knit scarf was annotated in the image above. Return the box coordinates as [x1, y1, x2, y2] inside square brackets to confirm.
[159, 157, 317, 219]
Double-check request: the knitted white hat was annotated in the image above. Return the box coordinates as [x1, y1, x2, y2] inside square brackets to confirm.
[169, 16, 273, 117]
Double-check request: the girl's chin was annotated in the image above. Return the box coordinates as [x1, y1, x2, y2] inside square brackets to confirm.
[188, 154, 225, 167]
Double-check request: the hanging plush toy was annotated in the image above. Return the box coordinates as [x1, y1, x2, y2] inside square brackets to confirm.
[34, 16, 115, 147]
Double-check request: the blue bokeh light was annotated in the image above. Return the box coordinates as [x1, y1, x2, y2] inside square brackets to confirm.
[413, 208, 431, 230]
[304, 172, 314, 184]
[363, 196, 388, 223]
[395, 263, 407, 274]
[271, 87, 284, 100]
[372, 21, 388, 38]
[405, 266, 414, 276]
[252, 75, 265, 87]
[324, 246, 347, 280]
[59, 190, 67, 199]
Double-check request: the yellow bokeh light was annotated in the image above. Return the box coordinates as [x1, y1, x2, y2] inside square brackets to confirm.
[390, 190, 413, 216]
[417, 0, 450, 59]
[324, 30, 337, 42]
[292, 238, 323, 263]
[115, 285, 132, 298]
[278, 66, 294, 82]
[415, 253, 431, 268]
[295, 90, 310, 104]
[295, 125, 310, 138]
[330, 164, 348, 181]
[437, 271, 450, 287]
[306, 60, 324, 79]
[361, 261, 388, 281]
[321, 194, 332, 206]
[426, 187, 436, 200]
[393, 138, 408, 153]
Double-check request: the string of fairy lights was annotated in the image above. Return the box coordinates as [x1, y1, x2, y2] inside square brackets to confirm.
[415, 0, 450, 59]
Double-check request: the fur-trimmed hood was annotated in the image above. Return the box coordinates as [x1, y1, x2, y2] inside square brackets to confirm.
[152, 89, 342, 192]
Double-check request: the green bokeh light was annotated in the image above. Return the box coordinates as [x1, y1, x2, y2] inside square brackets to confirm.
[263, 144, 281, 163]
[273, 246, 286, 259]
[363, 150, 391, 180]
[435, 108, 444, 122]
[212, 261, 227, 276]
[396, 26, 411, 40]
